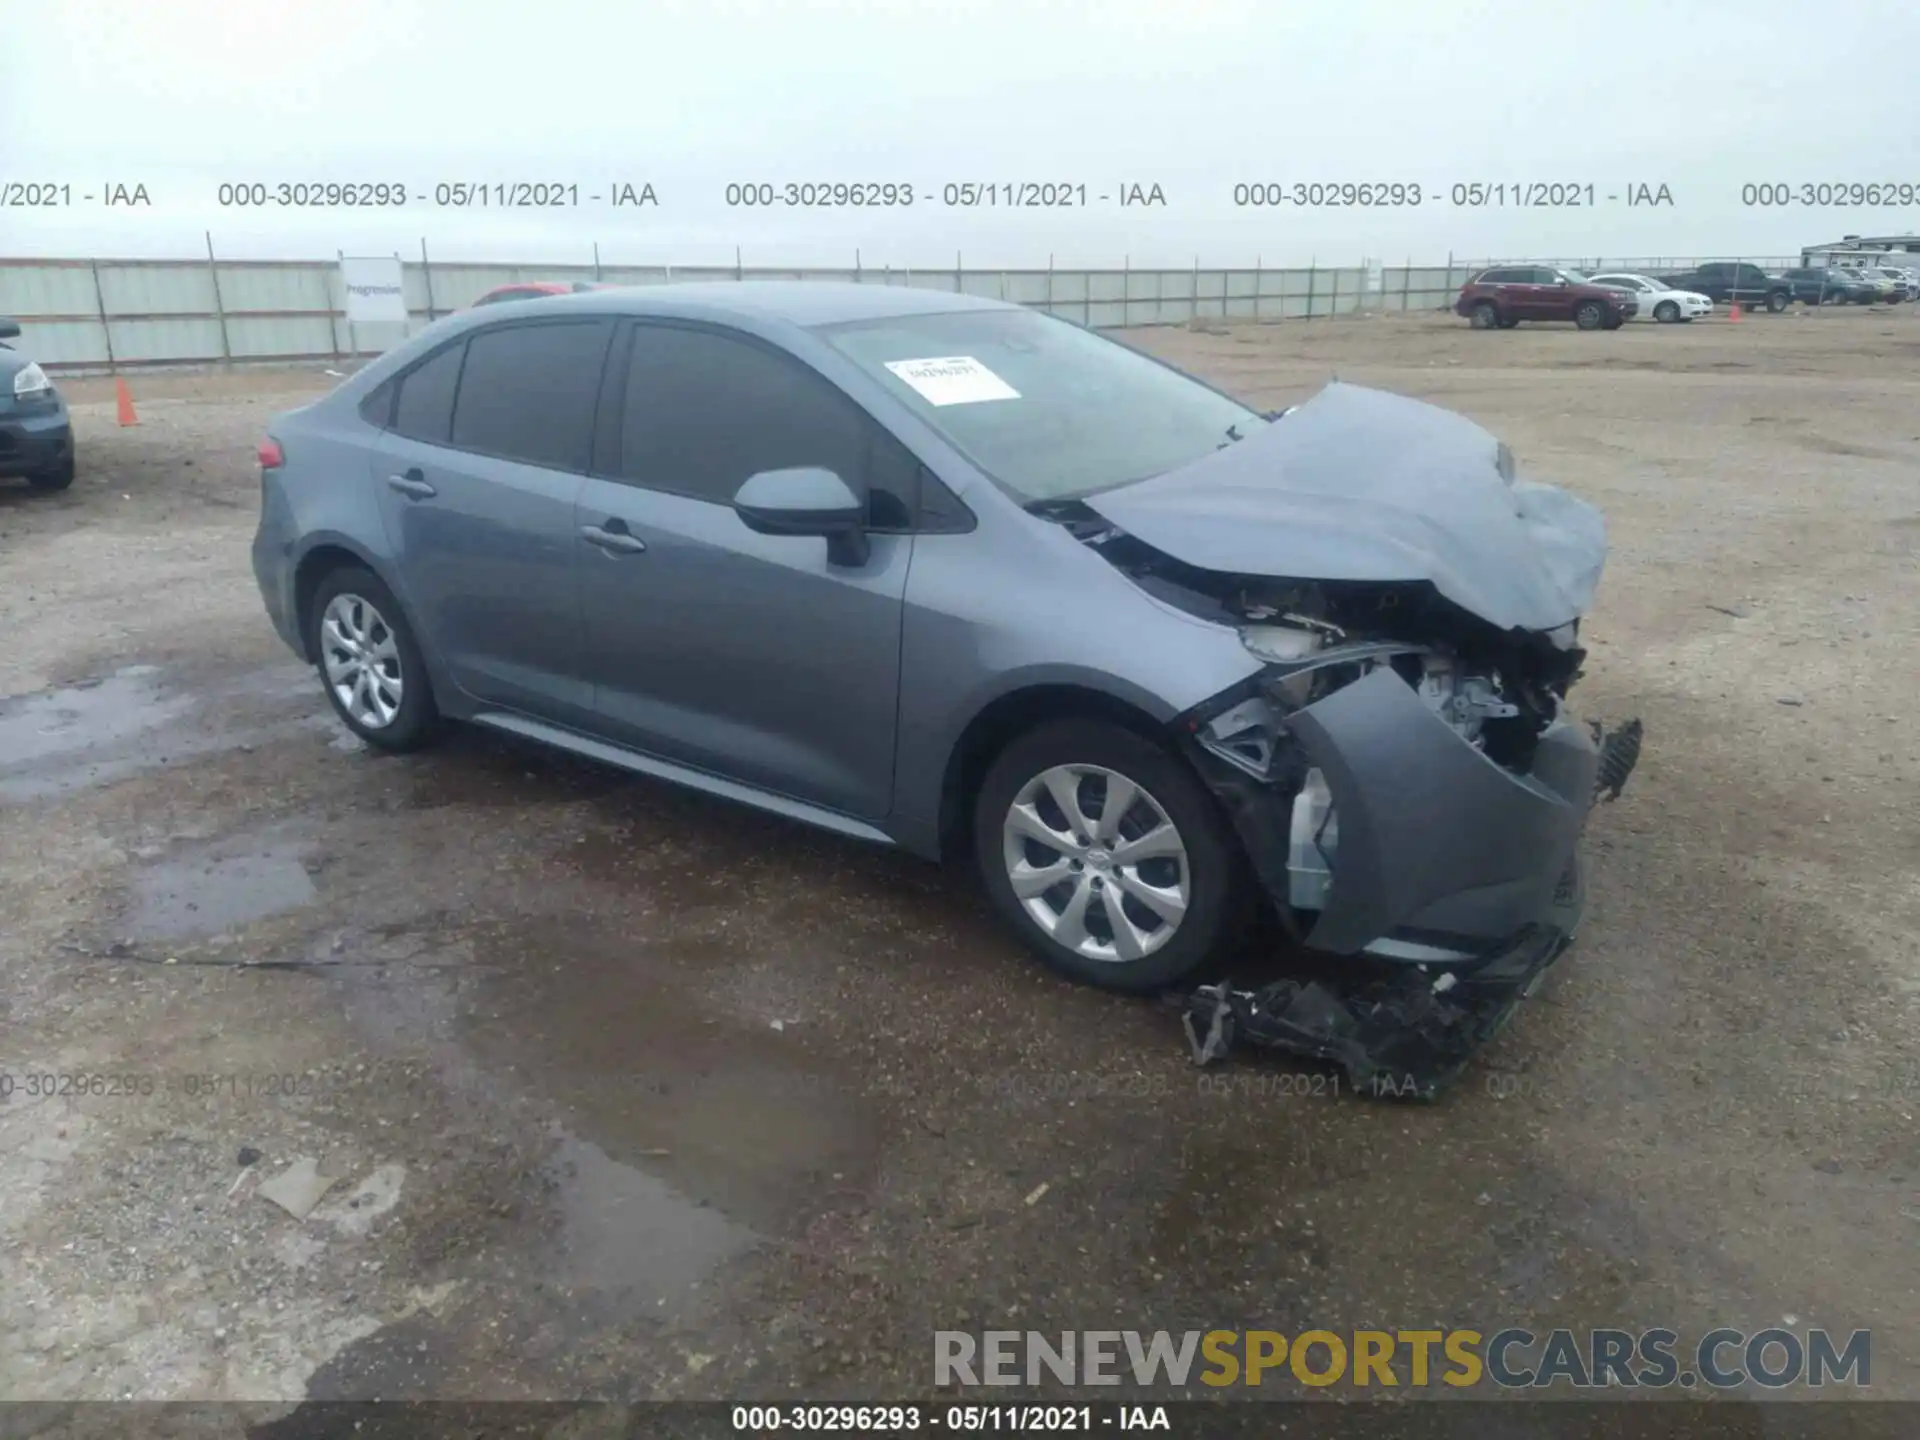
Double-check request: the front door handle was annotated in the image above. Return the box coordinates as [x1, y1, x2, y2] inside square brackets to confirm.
[580, 523, 647, 554]
[387, 471, 437, 500]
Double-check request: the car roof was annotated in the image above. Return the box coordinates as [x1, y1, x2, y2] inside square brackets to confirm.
[504, 280, 1020, 326]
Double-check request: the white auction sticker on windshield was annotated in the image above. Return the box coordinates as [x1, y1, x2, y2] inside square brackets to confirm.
[883, 355, 1020, 406]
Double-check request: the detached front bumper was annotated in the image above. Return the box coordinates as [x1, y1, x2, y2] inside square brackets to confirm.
[1182, 658, 1642, 1096]
[1288, 665, 1597, 957]
[1197, 664, 1613, 963]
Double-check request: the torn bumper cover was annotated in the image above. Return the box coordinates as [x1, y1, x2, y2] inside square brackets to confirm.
[1180, 658, 1643, 1098]
[1278, 663, 1596, 956]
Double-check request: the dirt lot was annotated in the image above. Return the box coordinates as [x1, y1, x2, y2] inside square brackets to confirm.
[3, 310, 1918, 1419]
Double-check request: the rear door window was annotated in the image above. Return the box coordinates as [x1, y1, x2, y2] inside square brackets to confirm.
[390, 341, 466, 444]
[449, 320, 613, 472]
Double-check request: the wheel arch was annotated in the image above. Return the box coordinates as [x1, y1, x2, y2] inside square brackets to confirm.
[294, 539, 464, 723]
[932, 682, 1176, 864]
[290, 536, 402, 663]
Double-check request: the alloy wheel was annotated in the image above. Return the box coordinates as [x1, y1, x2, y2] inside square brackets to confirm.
[1000, 763, 1190, 963]
[320, 592, 404, 730]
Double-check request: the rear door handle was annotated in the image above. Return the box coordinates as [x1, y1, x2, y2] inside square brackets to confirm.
[580, 523, 647, 554]
[387, 471, 436, 499]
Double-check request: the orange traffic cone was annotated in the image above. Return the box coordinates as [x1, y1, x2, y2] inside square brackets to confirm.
[1727, 302, 1742, 322]
[114, 376, 139, 426]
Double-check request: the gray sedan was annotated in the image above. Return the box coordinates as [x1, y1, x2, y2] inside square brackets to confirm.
[251, 283, 1638, 1083]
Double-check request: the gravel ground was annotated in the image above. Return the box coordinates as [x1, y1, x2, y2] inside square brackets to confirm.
[2, 309, 1917, 1422]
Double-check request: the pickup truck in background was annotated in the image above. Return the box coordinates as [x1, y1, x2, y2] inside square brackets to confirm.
[1652, 263, 1794, 312]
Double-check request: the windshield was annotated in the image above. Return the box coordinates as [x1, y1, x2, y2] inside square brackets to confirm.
[816, 307, 1264, 504]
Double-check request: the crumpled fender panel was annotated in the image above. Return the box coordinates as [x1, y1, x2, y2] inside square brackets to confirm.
[1283, 666, 1600, 954]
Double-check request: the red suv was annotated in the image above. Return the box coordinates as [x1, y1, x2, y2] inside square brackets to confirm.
[1455, 266, 1637, 331]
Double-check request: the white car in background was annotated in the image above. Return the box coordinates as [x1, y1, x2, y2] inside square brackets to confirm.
[1586, 272, 1714, 323]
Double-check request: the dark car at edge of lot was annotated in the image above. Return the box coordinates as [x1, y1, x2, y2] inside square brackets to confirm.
[1780, 268, 1878, 306]
[1453, 267, 1638, 330]
[1652, 262, 1794, 312]
[248, 282, 1642, 1089]
[0, 317, 75, 493]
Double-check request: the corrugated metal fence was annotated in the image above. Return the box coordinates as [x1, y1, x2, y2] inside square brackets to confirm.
[0, 252, 1802, 372]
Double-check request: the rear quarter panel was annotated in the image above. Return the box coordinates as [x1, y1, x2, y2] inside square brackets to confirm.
[263, 395, 453, 686]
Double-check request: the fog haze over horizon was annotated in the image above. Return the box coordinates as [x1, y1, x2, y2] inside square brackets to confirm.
[3, 0, 1916, 267]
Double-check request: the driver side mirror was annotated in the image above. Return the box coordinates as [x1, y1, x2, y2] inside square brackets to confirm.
[0, 318, 20, 340]
[733, 466, 871, 567]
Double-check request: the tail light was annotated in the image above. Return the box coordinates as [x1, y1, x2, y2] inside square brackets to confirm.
[258, 438, 285, 470]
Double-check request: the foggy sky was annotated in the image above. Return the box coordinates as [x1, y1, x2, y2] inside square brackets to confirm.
[2, 0, 1914, 265]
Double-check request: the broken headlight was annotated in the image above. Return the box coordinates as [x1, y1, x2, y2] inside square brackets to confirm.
[1240, 623, 1328, 708]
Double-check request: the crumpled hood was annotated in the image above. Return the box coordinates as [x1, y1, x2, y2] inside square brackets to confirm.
[1082, 381, 1608, 632]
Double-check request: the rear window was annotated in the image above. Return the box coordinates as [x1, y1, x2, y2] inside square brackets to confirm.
[447, 320, 610, 471]
[391, 341, 466, 443]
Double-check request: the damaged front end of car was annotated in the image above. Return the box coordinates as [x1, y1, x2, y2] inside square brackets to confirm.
[1173, 574, 1640, 1096]
[1062, 383, 1645, 1097]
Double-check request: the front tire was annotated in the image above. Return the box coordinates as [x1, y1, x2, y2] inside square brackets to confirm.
[1575, 300, 1606, 330]
[1653, 300, 1679, 322]
[307, 565, 441, 752]
[27, 453, 75, 491]
[973, 719, 1251, 992]
[1469, 301, 1500, 330]
[1766, 290, 1789, 314]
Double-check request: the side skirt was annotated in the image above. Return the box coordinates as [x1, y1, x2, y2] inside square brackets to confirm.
[470, 711, 897, 847]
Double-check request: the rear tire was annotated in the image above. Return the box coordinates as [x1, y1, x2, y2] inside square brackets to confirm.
[307, 565, 442, 753]
[26, 453, 75, 492]
[1469, 301, 1500, 330]
[973, 719, 1252, 993]
[1575, 301, 1606, 331]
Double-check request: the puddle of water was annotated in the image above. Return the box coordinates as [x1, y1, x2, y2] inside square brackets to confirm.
[0, 662, 319, 803]
[458, 919, 880, 1234]
[324, 914, 879, 1332]
[546, 1130, 754, 1311]
[0, 668, 189, 786]
[127, 829, 319, 942]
